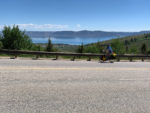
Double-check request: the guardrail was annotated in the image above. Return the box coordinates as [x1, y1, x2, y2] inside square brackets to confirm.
[0, 49, 150, 62]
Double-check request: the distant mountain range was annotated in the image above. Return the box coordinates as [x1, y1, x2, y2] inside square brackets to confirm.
[25, 30, 150, 38]
[1, 30, 150, 38]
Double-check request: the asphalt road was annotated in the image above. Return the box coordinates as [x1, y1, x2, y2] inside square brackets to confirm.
[0, 59, 150, 113]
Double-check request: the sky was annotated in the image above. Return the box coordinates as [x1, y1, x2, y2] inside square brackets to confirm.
[0, 0, 150, 31]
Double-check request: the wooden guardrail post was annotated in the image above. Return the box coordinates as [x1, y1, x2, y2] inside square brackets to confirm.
[129, 57, 133, 62]
[99, 56, 101, 61]
[87, 56, 91, 61]
[10, 56, 16, 59]
[10, 54, 17, 59]
[36, 55, 39, 59]
[117, 57, 120, 62]
[53, 55, 59, 60]
[13, 54, 18, 59]
[55, 55, 58, 60]
[71, 56, 75, 61]
[15, 55, 17, 58]
[32, 55, 39, 60]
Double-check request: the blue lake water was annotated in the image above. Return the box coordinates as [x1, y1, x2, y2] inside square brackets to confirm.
[32, 36, 117, 45]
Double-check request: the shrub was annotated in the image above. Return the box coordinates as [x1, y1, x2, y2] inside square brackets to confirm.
[111, 39, 125, 54]
[84, 45, 99, 53]
[129, 46, 138, 54]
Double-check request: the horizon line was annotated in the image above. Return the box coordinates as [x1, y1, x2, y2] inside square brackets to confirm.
[1, 30, 150, 33]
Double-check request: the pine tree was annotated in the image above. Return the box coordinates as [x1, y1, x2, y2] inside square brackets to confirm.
[141, 43, 147, 54]
[77, 43, 84, 53]
[46, 38, 53, 52]
[126, 46, 129, 53]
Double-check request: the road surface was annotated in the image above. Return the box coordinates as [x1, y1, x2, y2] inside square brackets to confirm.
[0, 59, 150, 113]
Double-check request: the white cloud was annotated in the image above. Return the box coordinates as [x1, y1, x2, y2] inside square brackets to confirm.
[76, 24, 81, 28]
[0, 25, 3, 30]
[0, 24, 69, 30]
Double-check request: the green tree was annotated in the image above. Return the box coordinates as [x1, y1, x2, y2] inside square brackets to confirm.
[125, 46, 129, 53]
[134, 38, 137, 42]
[84, 45, 99, 53]
[0, 35, 2, 41]
[124, 40, 130, 46]
[141, 43, 147, 54]
[111, 39, 125, 54]
[31, 45, 39, 51]
[77, 43, 84, 53]
[0, 35, 3, 49]
[0, 41, 3, 49]
[130, 38, 134, 42]
[37, 45, 41, 51]
[147, 50, 150, 54]
[46, 38, 53, 52]
[1, 25, 32, 50]
[129, 46, 138, 54]
[96, 41, 104, 53]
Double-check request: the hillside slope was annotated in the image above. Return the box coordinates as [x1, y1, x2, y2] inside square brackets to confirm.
[50, 33, 150, 54]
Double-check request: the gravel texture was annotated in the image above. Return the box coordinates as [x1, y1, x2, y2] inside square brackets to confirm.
[0, 59, 150, 113]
